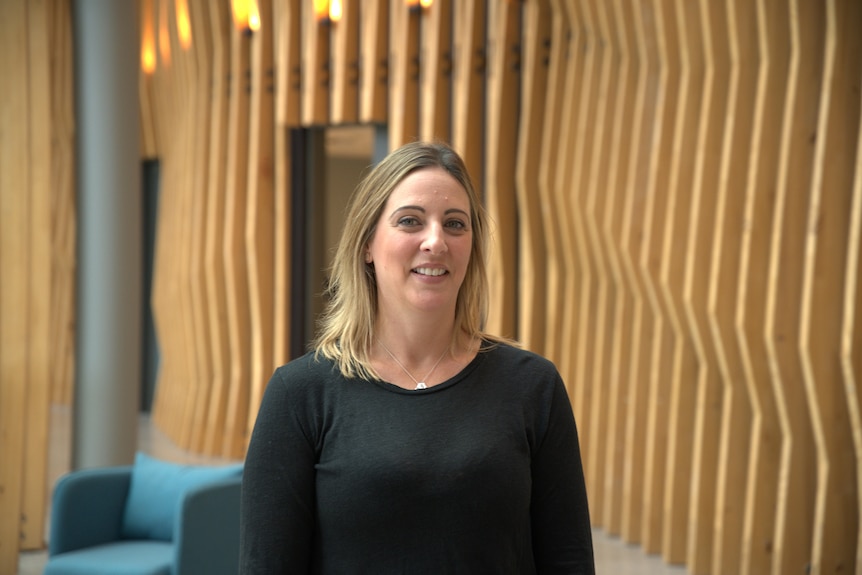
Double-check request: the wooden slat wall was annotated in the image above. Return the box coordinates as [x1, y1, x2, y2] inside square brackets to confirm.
[3, 1, 862, 573]
[0, 0, 73, 571]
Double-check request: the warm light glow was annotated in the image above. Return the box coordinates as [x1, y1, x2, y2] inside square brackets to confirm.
[313, 0, 329, 21]
[404, 0, 420, 6]
[232, 0, 260, 31]
[231, 0, 250, 30]
[176, 0, 192, 49]
[419, 0, 433, 7]
[158, 0, 171, 67]
[140, 0, 157, 73]
[329, 0, 343, 23]
[249, 0, 261, 31]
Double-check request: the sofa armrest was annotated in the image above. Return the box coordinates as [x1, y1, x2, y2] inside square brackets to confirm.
[174, 476, 242, 575]
[48, 466, 133, 555]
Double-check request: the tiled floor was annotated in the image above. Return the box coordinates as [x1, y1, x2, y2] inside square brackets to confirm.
[17, 406, 688, 575]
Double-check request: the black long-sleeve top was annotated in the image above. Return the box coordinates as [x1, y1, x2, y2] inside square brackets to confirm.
[240, 342, 595, 574]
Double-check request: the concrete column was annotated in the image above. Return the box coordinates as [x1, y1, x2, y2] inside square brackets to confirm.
[72, 0, 141, 469]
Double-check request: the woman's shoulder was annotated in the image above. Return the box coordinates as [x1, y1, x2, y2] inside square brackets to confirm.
[268, 351, 343, 392]
[481, 339, 559, 374]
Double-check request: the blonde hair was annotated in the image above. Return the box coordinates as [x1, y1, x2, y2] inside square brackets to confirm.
[313, 141, 494, 379]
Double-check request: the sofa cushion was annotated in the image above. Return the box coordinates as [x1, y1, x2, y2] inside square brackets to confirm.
[43, 540, 173, 575]
[121, 452, 242, 542]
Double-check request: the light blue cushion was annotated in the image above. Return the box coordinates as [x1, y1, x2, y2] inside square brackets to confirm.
[121, 452, 242, 542]
[43, 540, 173, 575]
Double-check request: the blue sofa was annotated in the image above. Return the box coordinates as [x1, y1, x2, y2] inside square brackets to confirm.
[44, 453, 243, 575]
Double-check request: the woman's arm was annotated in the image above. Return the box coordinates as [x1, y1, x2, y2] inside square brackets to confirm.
[240, 367, 318, 574]
[530, 375, 596, 575]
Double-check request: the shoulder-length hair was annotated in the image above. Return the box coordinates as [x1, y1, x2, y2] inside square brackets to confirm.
[313, 140, 492, 379]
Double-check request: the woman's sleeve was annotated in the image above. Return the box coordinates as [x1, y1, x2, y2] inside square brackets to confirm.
[530, 375, 596, 574]
[240, 367, 318, 574]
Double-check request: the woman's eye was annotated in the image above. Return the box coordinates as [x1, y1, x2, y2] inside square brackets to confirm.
[397, 216, 420, 226]
[445, 219, 467, 231]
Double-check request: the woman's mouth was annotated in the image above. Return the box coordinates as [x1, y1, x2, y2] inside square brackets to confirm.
[413, 267, 447, 277]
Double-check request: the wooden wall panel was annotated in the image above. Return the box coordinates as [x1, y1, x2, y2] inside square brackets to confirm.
[245, 0, 276, 445]
[633, 0, 675, 555]
[275, 0, 301, 127]
[359, 0, 388, 123]
[330, 0, 359, 124]
[674, 0, 731, 566]
[420, 0, 451, 142]
[221, 22, 253, 459]
[514, 0, 551, 353]
[186, 0, 215, 455]
[766, 0, 822, 571]
[21, 0, 53, 552]
[605, 0, 642, 544]
[202, 0, 232, 457]
[616, 0, 654, 550]
[301, 0, 329, 125]
[844, 85, 862, 575]
[799, 0, 860, 570]
[625, 0, 665, 556]
[388, 0, 420, 148]
[451, 0, 485, 195]
[591, 0, 626, 536]
[538, 0, 569, 373]
[737, 1, 791, 573]
[49, 0, 76, 408]
[563, 0, 593, 456]
[707, 0, 758, 571]
[483, 0, 518, 340]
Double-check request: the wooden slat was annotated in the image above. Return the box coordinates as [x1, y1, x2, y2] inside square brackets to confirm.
[616, 0, 656, 549]
[272, 0, 295, 369]
[764, 0, 823, 571]
[629, 0, 676, 548]
[21, 0, 53, 551]
[0, 0, 31, 569]
[388, 0, 421, 148]
[515, 0, 551, 354]
[737, 1, 791, 573]
[842, 78, 862, 575]
[275, 0, 301, 127]
[537, 0, 569, 371]
[202, 0, 233, 456]
[49, 0, 76, 407]
[330, 0, 359, 124]
[592, 0, 628, 536]
[582, 0, 616, 532]
[186, 0, 216, 454]
[484, 0, 519, 339]
[419, 0, 451, 142]
[359, 0, 388, 124]
[301, 0, 329, 125]
[246, 0, 276, 444]
[798, 0, 860, 570]
[555, 0, 582, 401]
[707, 0, 759, 571]
[606, 0, 644, 544]
[451, 0, 485, 194]
[221, 22, 253, 459]
[671, 0, 731, 566]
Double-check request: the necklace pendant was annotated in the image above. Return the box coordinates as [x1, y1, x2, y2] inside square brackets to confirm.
[415, 382, 427, 390]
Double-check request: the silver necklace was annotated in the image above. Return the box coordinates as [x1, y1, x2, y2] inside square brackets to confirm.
[377, 338, 448, 390]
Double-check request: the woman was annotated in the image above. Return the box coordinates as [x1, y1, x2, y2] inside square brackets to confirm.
[240, 141, 594, 574]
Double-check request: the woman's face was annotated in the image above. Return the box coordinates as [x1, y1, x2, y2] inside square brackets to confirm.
[366, 167, 473, 318]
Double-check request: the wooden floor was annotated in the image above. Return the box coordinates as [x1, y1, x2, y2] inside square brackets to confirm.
[18, 405, 689, 575]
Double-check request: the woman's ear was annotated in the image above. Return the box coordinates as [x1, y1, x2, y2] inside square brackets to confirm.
[365, 249, 372, 263]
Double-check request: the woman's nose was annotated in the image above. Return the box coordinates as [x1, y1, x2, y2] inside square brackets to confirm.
[421, 223, 448, 254]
